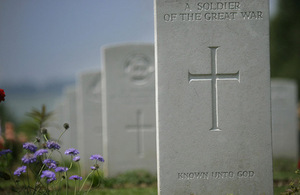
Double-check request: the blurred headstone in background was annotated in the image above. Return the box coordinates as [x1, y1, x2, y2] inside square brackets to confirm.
[271, 79, 298, 160]
[101, 43, 156, 177]
[76, 70, 102, 175]
[58, 86, 77, 153]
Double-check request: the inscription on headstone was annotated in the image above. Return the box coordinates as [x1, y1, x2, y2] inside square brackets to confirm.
[155, 0, 273, 194]
[188, 46, 240, 131]
[126, 109, 154, 157]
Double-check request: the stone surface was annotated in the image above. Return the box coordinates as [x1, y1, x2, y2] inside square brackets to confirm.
[271, 79, 298, 160]
[50, 98, 68, 159]
[102, 43, 156, 177]
[76, 70, 102, 174]
[61, 86, 78, 151]
[155, 0, 273, 194]
[51, 99, 66, 140]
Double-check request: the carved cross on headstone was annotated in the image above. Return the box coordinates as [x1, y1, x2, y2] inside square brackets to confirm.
[188, 46, 240, 131]
[126, 109, 154, 157]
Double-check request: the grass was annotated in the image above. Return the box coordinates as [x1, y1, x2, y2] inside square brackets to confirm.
[0, 159, 299, 195]
[53, 188, 157, 195]
[273, 158, 299, 195]
[81, 188, 157, 195]
[0, 169, 158, 194]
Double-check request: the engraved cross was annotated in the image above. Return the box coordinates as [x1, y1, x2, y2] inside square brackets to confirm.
[188, 46, 240, 131]
[126, 109, 154, 157]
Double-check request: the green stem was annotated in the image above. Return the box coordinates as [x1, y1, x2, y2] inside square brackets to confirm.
[63, 171, 68, 195]
[26, 167, 30, 194]
[57, 151, 68, 195]
[86, 172, 94, 195]
[57, 129, 67, 143]
[37, 148, 56, 178]
[21, 178, 27, 194]
[69, 161, 73, 170]
[79, 170, 94, 192]
[46, 182, 49, 195]
[96, 169, 101, 188]
[77, 162, 81, 187]
[74, 180, 77, 195]
[43, 134, 48, 142]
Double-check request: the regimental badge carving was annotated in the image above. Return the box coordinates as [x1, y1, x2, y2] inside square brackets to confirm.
[125, 54, 154, 85]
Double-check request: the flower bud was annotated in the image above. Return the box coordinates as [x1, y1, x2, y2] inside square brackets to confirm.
[63, 123, 69, 130]
[41, 128, 47, 134]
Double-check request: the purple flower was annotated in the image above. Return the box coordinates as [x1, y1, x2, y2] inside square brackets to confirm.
[90, 164, 99, 170]
[46, 141, 60, 150]
[73, 156, 80, 162]
[69, 175, 82, 180]
[43, 159, 57, 169]
[55, 167, 68, 173]
[34, 149, 48, 157]
[22, 153, 37, 164]
[0, 149, 12, 157]
[23, 142, 37, 152]
[64, 148, 79, 156]
[41, 170, 56, 183]
[14, 166, 27, 176]
[90, 154, 104, 162]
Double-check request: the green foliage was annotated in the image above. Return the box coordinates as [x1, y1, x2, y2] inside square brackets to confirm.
[18, 104, 53, 139]
[114, 170, 156, 187]
[281, 170, 300, 195]
[273, 158, 300, 195]
[86, 188, 157, 195]
[88, 170, 157, 189]
[17, 119, 40, 139]
[0, 104, 17, 129]
[26, 104, 53, 128]
[274, 158, 298, 173]
[270, 0, 300, 98]
[2, 141, 22, 169]
[0, 171, 10, 180]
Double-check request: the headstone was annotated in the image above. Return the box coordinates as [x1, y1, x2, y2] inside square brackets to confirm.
[61, 86, 78, 151]
[77, 70, 102, 174]
[271, 79, 298, 160]
[51, 99, 66, 142]
[155, 1, 273, 194]
[49, 98, 68, 159]
[102, 43, 156, 177]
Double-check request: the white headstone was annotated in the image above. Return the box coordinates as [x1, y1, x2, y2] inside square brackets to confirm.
[49, 98, 68, 159]
[51, 99, 66, 142]
[102, 43, 156, 177]
[61, 86, 78, 151]
[271, 79, 298, 160]
[77, 70, 102, 174]
[155, 0, 273, 194]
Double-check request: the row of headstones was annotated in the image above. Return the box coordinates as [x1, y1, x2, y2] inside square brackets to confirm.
[51, 43, 156, 177]
[51, 42, 298, 177]
[52, 1, 296, 193]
